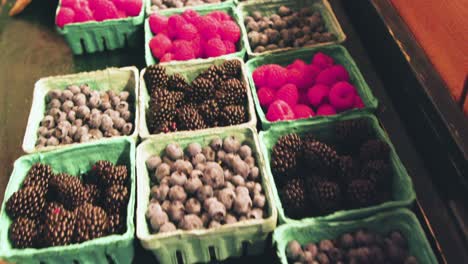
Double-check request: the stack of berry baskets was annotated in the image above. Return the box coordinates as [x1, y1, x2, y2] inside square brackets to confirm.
[22, 67, 139, 153]
[273, 209, 438, 264]
[238, 0, 346, 58]
[136, 126, 277, 263]
[146, 0, 234, 15]
[55, 0, 145, 55]
[246, 45, 378, 130]
[0, 138, 136, 264]
[145, 4, 247, 65]
[139, 57, 257, 139]
[259, 113, 416, 225]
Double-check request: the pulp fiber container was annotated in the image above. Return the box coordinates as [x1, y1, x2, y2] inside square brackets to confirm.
[22, 67, 140, 153]
[145, 0, 234, 15]
[144, 4, 247, 66]
[238, 0, 346, 58]
[273, 209, 438, 264]
[0, 137, 136, 264]
[136, 127, 277, 264]
[245, 45, 378, 130]
[259, 113, 416, 224]
[139, 57, 256, 139]
[55, 0, 145, 54]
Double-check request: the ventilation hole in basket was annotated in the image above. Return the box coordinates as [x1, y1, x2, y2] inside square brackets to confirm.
[208, 246, 217, 261]
[242, 241, 249, 256]
[102, 37, 108, 50]
[80, 38, 87, 53]
[106, 254, 116, 264]
[176, 250, 184, 264]
[124, 33, 129, 47]
[73, 260, 79, 264]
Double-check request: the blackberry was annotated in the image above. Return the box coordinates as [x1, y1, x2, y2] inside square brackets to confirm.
[361, 160, 392, 186]
[346, 179, 379, 208]
[145, 65, 168, 92]
[334, 118, 373, 151]
[84, 184, 101, 205]
[271, 134, 303, 177]
[108, 211, 126, 234]
[99, 165, 128, 187]
[9, 217, 39, 248]
[200, 65, 224, 86]
[74, 203, 108, 243]
[22, 163, 53, 192]
[216, 79, 247, 107]
[309, 179, 342, 214]
[187, 77, 215, 103]
[103, 185, 129, 214]
[220, 60, 242, 79]
[167, 73, 188, 92]
[42, 204, 76, 246]
[338, 155, 357, 183]
[50, 173, 87, 210]
[303, 141, 340, 176]
[198, 99, 220, 126]
[157, 120, 178, 133]
[6, 185, 46, 219]
[177, 105, 207, 131]
[280, 177, 307, 217]
[219, 105, 247, 126]
[147, 89, 177, 134]
[360, 139, 391, 162]
[302, 133, 318, 144]
[171, 91, 185, 107]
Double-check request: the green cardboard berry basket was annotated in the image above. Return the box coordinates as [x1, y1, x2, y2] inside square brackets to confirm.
[22, 67, 140, 154]
[238, 0, 346, 58]
[273, 209, 438, 264]
[259, 113, 416, 225]
[55, 0, 145, 55]
[246, 45, 378, 130]
[144, 4, 247, 66]
[145, 0, 234, 16]
[136, 126, 277, 264]
[139, 57, 257, 139]
[0, 137, 136, 264]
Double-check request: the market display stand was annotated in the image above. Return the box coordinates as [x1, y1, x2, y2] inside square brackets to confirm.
[0, 0, 465, 263]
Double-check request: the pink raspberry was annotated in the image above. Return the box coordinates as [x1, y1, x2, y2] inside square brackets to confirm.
[168, 14, 187, 39]
[257, 87, 276, 108]
[252, 65, 269, 88]
[178, 23, 198, 40]
[204, 38, 226, 58]
[307, 84, 330, 108]
[219, 21, 240, 43]
[56, 7, 75, 28]
[316, 65, 350, 86]
[266, 100, 295, 122]
[286, 59, 307, 70]
[264, 64, 288, 90]
[150, 34, 172, 59]
[93, 0, 120, 21]
[172, 40, 196, 61]
[208, 11, 232, 22]
[61, 0, 75, 8]
[120, 0, 142, 16]
[194, 16, 220, 40]
[354, 95, 365, 109]
[293, 104, 315, 119]
[191, 36, 203, 57]
[298, 91, 309, 105]
[160, 53, 173, 63]
[182, 9, 200, 24]
[149, 14, 168, 35]
[223, 41, 236, 54]
[329, 82, 356, 111]
[74, 6, 94, 23]
[312, 52, 334, 69]
[117, 10, 126, 18]
[276, 84, 299, 107]
[316, 104, 336, 116]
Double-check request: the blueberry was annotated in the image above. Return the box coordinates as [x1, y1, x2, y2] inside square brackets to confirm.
[179, 214, 203, 230]
[233, 192, 252, 215]
[224, 213, 237, 225]
[61, 90, 73, 101]
[404, 256, 419, 264]
[41, 115, 55, 129]
[389, 230, 407, 249]
[76, 105, 91, 119]
[209, 220, 222, 229]
[217, 188, 236, 210]
[253, 194, 266, 208]
[88, 112, 102, 128]
[202, 146, 215, 161]
[247, 208, 263, 220]
[46, 136, 59, 146]
[249, 167, 260, 181]
[73, 119, 83, 127]
[210, 137, 223, 151]
[384, 239, 407, 263]
[207, 200, 226, 222]
[326, 247, 343, 262]
[168, 185, 187, 202]
[119, 91, 130, 101]
[304, 243, 318, 257]
[232, 157, 250, 178]
[48, 98, 61, 109]
[121, 110, 132, 122]
[185, 198, 201, 215]
[36, 136, 47, 147]
[202, 162, 224, 188]
[47, 89, 62, 100]
[67, 110, 76, 122]
[159, 222, 177, 233]
[155, 163, 171, 182]
[73, 93, 87, 106]
[100, 115, 113, 131]
[151, 184, 169, 202]
[122, 123, 133, 135]
[170, 171, 187, 186]
[116, 101, 129, 113]
[186, 142, 202, 157]
[319, 239, 334, 252]
[146, 156, 162, 171]
[67, 85, 81, 94]
[166, 143, 183, 160]
[244, 156, 256, 168]
[168, 200, 185, 223]
[110, 95, 121, 108]
[231, 175, 245, 186]
[196, 185, 213, 202]
[80, 84, 91, 95]
[339, 233, 355, 249]
[223, 136, 240, 153]
[286, 240, 302, 260]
